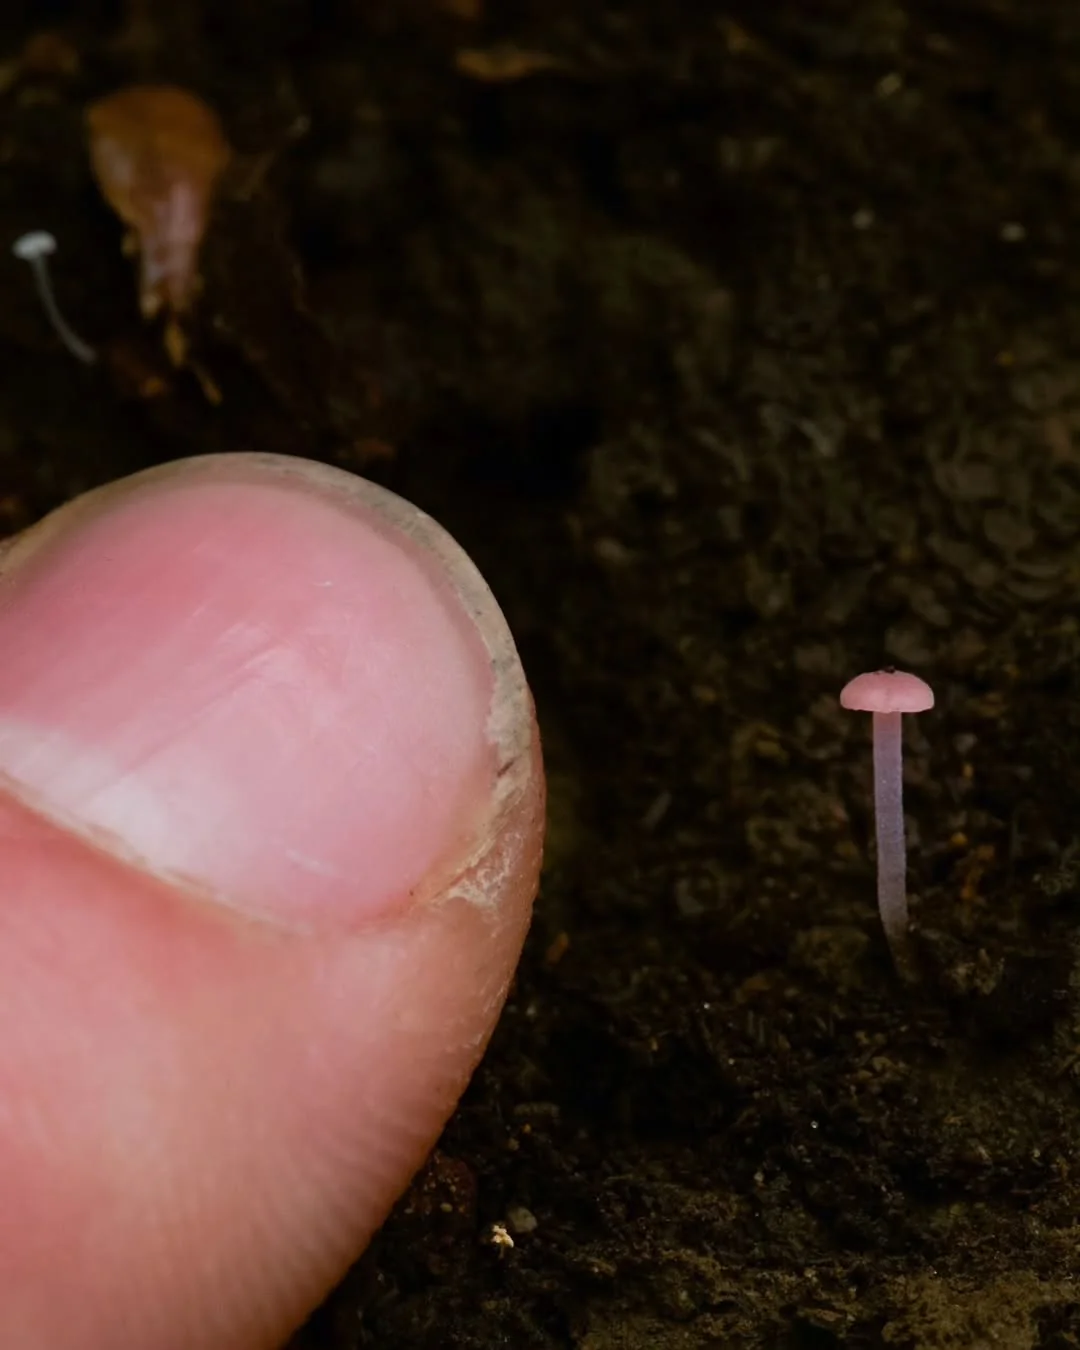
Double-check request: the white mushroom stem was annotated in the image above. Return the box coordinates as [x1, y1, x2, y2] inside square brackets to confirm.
[12, 231, 97, 366]
[872, 710, 908, 956]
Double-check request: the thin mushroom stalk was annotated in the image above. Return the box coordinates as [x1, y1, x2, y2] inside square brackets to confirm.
[840, 669, 934, 968]
[870, 709, 907, 953]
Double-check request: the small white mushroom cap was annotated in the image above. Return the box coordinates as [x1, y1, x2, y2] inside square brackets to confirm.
[12, 230, 58, 262]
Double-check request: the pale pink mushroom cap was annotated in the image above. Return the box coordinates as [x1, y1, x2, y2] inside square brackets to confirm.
[840, 669, 934, 714]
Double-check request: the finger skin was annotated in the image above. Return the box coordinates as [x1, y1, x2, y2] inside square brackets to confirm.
[0, 455, 544, 1348]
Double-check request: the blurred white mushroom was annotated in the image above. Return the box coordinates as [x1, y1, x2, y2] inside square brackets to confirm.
[11, 230, 96, 365]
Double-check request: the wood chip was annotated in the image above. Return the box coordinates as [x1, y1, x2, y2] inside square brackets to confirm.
[455, 44, 562, 82]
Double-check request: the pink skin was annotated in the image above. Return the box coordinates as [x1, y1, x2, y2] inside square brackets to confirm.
[0, 455, 545, 1348]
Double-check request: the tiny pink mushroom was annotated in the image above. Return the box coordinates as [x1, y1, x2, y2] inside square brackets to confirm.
[840, 669, 934, 966]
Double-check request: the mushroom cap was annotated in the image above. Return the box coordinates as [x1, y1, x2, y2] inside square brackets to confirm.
[840, 668, 934, 714]
[12, 230, 57, 261]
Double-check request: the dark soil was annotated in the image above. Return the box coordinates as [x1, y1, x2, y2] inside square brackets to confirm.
[5, 2, 1080, 1346]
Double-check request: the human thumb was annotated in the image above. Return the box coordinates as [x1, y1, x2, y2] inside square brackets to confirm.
[0, 452, 544, 1348]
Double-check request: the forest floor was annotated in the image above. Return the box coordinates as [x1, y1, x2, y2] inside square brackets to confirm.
[3, 2, 1080, 1347]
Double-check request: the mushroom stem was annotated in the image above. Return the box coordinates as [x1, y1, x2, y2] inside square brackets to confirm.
[872, 710, 908, 956]
[27, 253, 97, 366]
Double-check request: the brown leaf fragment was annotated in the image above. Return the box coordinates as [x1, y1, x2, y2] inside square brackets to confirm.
[87, 85, 232, 321]
[454, 44, 563, 82]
